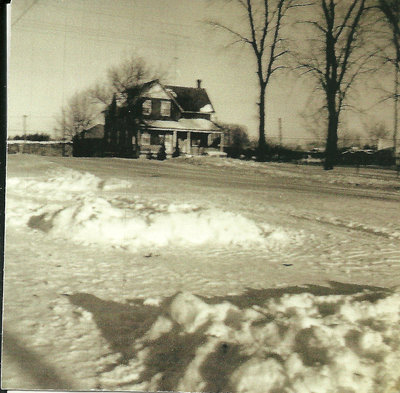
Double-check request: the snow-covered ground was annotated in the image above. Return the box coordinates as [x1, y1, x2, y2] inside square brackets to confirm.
[3, 155, 400, 392]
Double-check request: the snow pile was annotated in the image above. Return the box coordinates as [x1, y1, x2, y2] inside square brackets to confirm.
[7, 169, 132, 200]
[96, 289, 400, 393]
[6, 168, 294, 251]
[6, 169, 131, 228]
[22, 195, 290, 251]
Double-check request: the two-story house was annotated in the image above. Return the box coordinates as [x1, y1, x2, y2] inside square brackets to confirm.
[103, 79, 224, 158]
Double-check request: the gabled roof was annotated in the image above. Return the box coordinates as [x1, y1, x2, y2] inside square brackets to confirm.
[81, 124, 104, 139]
[124, 80, 215, 114]
[123, 80, 183, 112]
[125, 80, 158, 104]
[165, 85, 215, 113]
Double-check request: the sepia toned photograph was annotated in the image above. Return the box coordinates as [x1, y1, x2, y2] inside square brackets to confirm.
[2, 0, 400, 392]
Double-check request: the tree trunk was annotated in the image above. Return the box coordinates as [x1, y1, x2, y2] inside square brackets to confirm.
[258, 87, 267, 161]
[394, 57, 399, 159]
[324, 107, 339, 170]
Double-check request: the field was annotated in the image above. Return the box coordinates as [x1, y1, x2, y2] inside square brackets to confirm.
[3, 154, 400, 392]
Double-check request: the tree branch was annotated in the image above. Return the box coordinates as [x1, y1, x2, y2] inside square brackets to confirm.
[208, 21, 253, 45]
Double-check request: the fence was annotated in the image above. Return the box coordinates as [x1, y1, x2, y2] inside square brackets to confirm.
[7, 141, 73, 157]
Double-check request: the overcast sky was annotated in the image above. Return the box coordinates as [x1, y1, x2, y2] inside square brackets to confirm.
[8, 0, 392, 144]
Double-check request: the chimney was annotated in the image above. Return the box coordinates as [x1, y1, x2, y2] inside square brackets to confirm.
[197, 79, 202, 89]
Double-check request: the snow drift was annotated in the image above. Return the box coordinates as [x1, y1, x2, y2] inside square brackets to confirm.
[7, 168, 132, 198]
[83, 288, 400, 393]
[6, 168, 294, 251]
[23, 197, 290, 251]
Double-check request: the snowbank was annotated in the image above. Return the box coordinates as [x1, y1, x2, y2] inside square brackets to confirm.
[6, 168, 294, 251]
[21, 197, 291, 251]
[94, 289, 400, 393]
[7, 168, 131, 197]
[7, 140, 71, 144]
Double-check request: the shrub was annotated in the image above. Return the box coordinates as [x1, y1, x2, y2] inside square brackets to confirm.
[157, 143, 167, 161]
[172, 146, 181, 158]
[12, 133, 51, 141]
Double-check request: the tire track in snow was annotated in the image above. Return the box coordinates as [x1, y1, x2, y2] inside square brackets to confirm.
[289, 211, 400, 240]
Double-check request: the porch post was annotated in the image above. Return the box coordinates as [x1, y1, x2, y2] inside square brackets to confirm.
[220, 132, 224, 152]
[136, 128, 141, 157]
[207, 133, 212, 147]
[173, 130, 177, 151]
[187, 131, 192, 154]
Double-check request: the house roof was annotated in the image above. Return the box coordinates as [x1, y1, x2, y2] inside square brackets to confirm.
[124, 80, 215, 114]
[126, 80, 155, 99]
[81, 124, 104, 139]
[165, 85, 215, 113]
[142, 118, 221, 133]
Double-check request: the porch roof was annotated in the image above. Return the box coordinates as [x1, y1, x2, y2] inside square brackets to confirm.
[142, 118, 221, 133]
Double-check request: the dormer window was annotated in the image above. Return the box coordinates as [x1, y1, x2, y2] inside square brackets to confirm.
[142, 99, 152, 115]
[160, 100, 171, 117]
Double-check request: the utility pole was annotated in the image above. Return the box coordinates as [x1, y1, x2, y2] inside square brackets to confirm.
[394, 57, 399, 164]
[23, 114, 27, 141]
[278, 118, 283, 146]
[22, 114, 27, 154]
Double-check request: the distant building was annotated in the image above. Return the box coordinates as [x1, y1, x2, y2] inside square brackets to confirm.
[103, 79, 224, 158]
[378, 138, 395, 151]
[73, 124, 105, 157]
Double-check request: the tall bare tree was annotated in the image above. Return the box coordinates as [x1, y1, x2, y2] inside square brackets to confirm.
[366, 120, 390, 147]
[54, 90, 97, 140]
[377, 0, 400, 158]
[217, 122, 250, 153]
[90, 55, 167, 106]
[300, 92, 328, 142]
[210, 0, 301, 160]
[298, 0, 373, 169]
[55, 55, 167, 139]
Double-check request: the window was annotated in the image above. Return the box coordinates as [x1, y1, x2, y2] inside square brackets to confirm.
[160, 100, 171, 117]
[141, 132, 150, 145]
[150, 133, 161, 145]
[142, 99, 152, 115]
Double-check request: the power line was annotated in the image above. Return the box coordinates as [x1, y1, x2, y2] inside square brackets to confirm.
[11, 0, 39, 27]
[14, 19, 193, 46]
[15, 24, 206, 57]
[42, 1, 197, 30]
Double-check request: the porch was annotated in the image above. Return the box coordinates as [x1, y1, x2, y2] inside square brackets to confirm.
[138, 129, 224, 157]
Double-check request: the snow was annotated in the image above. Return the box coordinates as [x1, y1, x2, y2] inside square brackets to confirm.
[94, 290, 400, 393]
[199, 103, 214, 113]
[176, 155, 400, 190]
[7, 140, 71, 144]
[3, 155, 400, 392]
[7, 168, 296, 252]
[144, 117, 220, 131]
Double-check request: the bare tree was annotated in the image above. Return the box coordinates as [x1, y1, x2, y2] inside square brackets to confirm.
[338, 127, 362, 148]
[300, 91, 328, 142]
[366, 120, 390, 147]
[55, 55, 167, 140]
[54, 90, 97, 140]
[210, 0, 302, 160]
[297, 0, 374, 169]
[90, 55, 167, 105]
[217, 122, 251, 155]
[376, 0, 400, 157]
